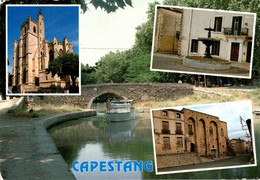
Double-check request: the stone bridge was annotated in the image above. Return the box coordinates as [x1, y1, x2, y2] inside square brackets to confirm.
[33, 83, 194, 108]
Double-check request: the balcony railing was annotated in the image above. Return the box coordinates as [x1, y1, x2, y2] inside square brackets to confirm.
[175, 129, 183, 135]
[161, 129, 170, 134]
[223, 27, 248, 36]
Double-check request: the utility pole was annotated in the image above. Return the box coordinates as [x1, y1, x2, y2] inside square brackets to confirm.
[204, 75, 207, 87]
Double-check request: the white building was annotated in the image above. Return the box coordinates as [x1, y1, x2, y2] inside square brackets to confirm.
[154, 6, 255, 63]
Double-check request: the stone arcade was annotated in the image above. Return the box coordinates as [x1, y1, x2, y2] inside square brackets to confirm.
[11, 9, 74, 93]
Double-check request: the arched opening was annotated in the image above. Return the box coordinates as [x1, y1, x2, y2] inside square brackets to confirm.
[190, 143, 195, 152]
[188, 117, 196, 153]
[40, 51, 43, 70]
[87, 92, 126, 109]
[23, 68, 26, 83]
[198, 119, 207, 156]
[209, 121, 219, 158]
[49, 50, 54, 62]
[59, 49, 63, 56]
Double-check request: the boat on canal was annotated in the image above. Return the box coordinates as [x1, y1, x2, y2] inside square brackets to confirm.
[106, 100, 137, 122]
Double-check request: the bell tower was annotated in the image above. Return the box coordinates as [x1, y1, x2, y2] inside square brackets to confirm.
[37, 8, 45, 70]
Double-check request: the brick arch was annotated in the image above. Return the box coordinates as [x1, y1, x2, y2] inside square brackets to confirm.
[209, 120, 219, 157]
[187, 117, 196, 152]
[198, 118, 207, 155]
[87, 92, 128, 109]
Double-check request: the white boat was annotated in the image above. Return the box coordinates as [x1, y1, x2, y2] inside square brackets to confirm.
[106, 100, 137, 122]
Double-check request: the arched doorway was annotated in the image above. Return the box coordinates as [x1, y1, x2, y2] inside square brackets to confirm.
[188, 117, 196, 152]
[209, 121, 219, 158]
[198, 119, 207, 156]
[190, 143, 195, 152]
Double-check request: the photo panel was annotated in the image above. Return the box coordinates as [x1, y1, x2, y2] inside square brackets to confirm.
[150, 100, 257, 174]
[6, 5, 80, 95]
[151, 5, 256, 79]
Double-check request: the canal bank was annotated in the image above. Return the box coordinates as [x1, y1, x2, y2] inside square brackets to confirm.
[0, 107, 96, 180]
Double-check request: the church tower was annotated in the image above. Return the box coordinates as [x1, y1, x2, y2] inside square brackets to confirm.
[37, 8, 45, 71]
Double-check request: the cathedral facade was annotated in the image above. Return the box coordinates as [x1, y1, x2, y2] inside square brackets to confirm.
[11, 9, 73, 93]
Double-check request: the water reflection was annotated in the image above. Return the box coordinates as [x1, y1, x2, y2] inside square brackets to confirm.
[48, 112, 260, 179]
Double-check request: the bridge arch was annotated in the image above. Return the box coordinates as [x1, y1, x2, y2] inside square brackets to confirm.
[87, 91, 128, 109]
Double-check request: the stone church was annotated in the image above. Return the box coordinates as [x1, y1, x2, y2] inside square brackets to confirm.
[11, 9, 74, 93]
[152, 108, 228, 158]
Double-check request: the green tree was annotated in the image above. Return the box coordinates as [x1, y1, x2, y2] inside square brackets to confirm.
[132, 1, 160, 54]
[46, 53, 79, 90]
[81, 63, 97, 84]
[125, 53, 161, 83]
[95, 51, 131, 83]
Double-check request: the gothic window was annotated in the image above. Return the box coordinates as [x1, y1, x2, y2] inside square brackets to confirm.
[221, 128, 224, 136]
[24, 27, 27, 34]
[191, 39, 198, 53]
[41, 51, 43, 70]
[49, 50, 54, 62]
[59, 49, 63, 56]
[210, 127, 213, 135]
[24, 42, 26, 54]
[163, 137, 170, 150]
[162, 110, 168, 116]
[23, 68, 26, 83]
[188, 124, 193, 135]
[214, 17, 223, 32]
[33, 26, 36, 33]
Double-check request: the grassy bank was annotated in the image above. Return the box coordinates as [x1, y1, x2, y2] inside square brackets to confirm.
[133, 87, 260, 108]
[11, 104, 84, 118]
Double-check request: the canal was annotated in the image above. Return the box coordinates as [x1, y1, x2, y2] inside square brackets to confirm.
[47, 107, 260, 179]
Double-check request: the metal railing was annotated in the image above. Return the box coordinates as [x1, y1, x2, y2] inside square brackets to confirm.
[223, 27, 248, 36]
[161, 129, 170, 134]
[175, 129, 183, 135]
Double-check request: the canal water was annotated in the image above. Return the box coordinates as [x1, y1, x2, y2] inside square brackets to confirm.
[48, 110, 260, 179]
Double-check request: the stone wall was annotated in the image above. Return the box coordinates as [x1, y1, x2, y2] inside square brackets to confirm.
[31, 83, 194, 108]
[156, 152, 200, 168]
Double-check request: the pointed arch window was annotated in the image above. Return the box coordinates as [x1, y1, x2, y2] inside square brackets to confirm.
[49, 50, 54, 62]
[41, 51, 43, 70]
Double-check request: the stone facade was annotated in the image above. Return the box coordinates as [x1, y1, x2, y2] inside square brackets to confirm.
[152, 108, 228, 158]
[30, 83, 194, 108]
[154, 7, 255, 63]
[11, 9, 74, 93]
[230, 138, 247, 154]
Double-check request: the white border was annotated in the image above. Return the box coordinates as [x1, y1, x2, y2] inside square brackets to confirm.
[150, 5, 257, 79]
[6, 4, 81, 96]
[150, 100, 257, 175]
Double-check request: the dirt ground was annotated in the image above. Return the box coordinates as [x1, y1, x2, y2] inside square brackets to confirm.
[0, 99, 75, 180]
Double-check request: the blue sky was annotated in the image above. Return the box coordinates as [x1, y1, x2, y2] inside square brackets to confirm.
[7, 5, 79, 74]
[169, 100, 253, 140]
